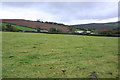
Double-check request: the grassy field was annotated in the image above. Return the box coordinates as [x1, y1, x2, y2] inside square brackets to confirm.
[2, 32, 119, 78]
[2, 23, 36, 30]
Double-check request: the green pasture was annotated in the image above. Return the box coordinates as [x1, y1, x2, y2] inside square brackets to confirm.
[2, 32, 119, 78]
[2, 23, 36, 30]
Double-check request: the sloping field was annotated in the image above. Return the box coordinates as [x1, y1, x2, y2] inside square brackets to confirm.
[73, 21, 119, 30]
[2, 22, 36, 30]
[2, 32, 119, 78]
[1, 19, 69, 32]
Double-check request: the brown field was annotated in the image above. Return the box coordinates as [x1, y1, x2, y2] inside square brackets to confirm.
[1, 19, 69, 32]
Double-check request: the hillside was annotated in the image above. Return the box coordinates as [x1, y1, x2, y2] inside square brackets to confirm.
[2, 22, 36, 30]
[1, 19, 69, 32]
[72, 21, 119, 30]
[1, 19, 119, 32]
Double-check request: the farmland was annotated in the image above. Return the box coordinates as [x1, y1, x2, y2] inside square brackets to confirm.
[2, 19, 69, 32]
[2, 32, 119, 78]
[2, 22, 36, 30]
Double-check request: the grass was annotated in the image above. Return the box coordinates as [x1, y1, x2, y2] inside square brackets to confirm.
[75, 29, 84, 31]
[2, 32, 119, 78]
[2, 23, 36, 30]
[13, 25, 36, 30]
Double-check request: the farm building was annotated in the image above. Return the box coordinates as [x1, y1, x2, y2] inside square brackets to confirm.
[74, 31, 92, 34]
[74, 31, 84, 33]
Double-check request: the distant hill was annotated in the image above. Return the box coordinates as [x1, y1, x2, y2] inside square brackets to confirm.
[1, 19, 69, 33]
[71, 21, 119, 30]
[1, 19, 119, 31]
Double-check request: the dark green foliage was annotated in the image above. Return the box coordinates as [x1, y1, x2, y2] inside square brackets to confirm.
[36, 19, 44, 23]
[49, 28, 62, 33]
[36, 28, 41, 32]
[76, 28, 92, 31]
[45, 21, 65, 26]
[67, 26, 75, 32]
[2, 24, 19, 32]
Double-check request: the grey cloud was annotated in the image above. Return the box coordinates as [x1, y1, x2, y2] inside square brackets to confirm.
[2, 2, 33, 8]
[34, 2, 118, 22]
[2, 2, 118, 23]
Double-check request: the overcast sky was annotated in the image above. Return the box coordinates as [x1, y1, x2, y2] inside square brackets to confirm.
[0, 2, 118, 25]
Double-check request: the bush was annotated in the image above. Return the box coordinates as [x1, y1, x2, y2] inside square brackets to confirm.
[36, 28, 41, 32]
[49, 28, 62, 33]
[2, 24, 19, 32]
[67, 26, 75, 33]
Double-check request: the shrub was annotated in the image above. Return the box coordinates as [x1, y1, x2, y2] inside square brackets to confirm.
[67, 26, 75, 33]
[2, 24, 19, 32]
[49, 28, 62, 33]
[36, 28, 41, 32]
